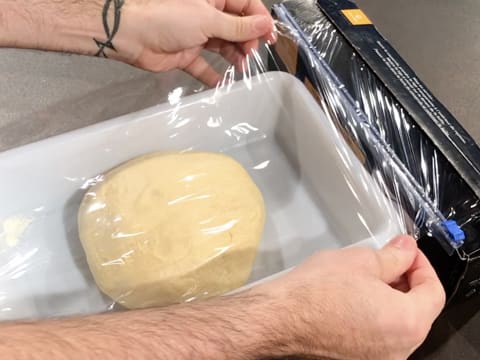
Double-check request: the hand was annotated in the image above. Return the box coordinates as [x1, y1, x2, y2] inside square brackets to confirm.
[0, 1, 274, 86]
[254, 236, 446, 360]
[120, 0, 275, 86]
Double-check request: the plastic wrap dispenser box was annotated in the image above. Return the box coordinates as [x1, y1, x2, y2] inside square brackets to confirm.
[269, 0, 480, 305]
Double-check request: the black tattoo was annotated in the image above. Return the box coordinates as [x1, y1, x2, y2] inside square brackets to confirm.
[94, 0, 125, 58]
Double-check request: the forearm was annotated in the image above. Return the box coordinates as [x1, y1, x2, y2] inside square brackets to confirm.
[0, 290, 293, 359]
[0, 0, 139, 61]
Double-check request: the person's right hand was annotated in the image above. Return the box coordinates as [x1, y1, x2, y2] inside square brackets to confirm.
[254, 236, 445, 360]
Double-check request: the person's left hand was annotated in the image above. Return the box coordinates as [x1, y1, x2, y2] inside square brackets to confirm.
[117, 0, 275, 86]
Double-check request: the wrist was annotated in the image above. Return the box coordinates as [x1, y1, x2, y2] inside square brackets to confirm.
[252, 280, 334, 359]
[0, 0, 140, 64]
[0, 1, 95, 52]
[236, 286, 303, 359]
[52, 0, 142, 63]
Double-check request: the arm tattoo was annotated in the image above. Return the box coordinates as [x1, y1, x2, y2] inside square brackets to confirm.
[94, 0, 124, 57]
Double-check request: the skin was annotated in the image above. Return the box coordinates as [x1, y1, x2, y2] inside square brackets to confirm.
[0, 236, 445, 360]
[0, 0, 276, 86]
[0, 1, 446, 359]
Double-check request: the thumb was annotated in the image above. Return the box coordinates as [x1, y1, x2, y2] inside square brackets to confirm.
[376, 236, 418, 283]
[211, 13, 272, 42]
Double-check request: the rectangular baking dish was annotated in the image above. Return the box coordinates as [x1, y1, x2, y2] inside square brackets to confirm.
[0, 72, 402, 320]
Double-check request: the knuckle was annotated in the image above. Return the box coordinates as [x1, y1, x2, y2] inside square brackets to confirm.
[235, 18, 249, 37]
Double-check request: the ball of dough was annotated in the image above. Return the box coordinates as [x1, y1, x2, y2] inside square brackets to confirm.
[78, 152, 265, 309]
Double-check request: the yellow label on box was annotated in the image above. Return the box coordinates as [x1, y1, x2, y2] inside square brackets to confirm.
[341, 9, 372, 26]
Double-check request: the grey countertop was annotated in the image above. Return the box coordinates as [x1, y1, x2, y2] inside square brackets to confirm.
[1, 0, 480, 358]
[0, 50, 207, 151]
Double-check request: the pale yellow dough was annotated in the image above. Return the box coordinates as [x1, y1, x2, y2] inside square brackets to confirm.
[78, 152, 265, 309]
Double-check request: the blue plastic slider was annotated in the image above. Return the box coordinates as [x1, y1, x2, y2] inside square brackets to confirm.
[442, 220, 466, 245]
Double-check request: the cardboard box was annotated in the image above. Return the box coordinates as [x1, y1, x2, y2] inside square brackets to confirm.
[270, 0, 480, 303]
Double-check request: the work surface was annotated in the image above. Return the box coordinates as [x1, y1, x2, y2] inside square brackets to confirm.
[0, 0, 479, 359]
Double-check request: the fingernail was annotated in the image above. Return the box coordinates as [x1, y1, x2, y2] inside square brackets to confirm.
[272, 29, 278, 41]
[267, 29, 278, 44]
[253, 15, 270, 33]
[390, 236, 415, 250]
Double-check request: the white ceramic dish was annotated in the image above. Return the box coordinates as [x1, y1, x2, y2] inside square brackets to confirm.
[0, 72, 402, 320]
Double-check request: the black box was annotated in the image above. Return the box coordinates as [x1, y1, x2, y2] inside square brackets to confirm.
[269, 0, 480, 304]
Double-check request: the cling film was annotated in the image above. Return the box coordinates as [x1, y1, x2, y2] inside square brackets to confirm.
[271, 0, 480, 301]
[274, 33, 299, 73]
[0, 0, 478, 323]
[303, 77, 367, 164]
[272, 0, 480, 252]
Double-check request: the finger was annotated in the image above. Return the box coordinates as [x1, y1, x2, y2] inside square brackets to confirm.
[266, 23, 278, 44]
[375, 235, 418, 283]
[223, 0, 271, 17]
[206, 39, 245, 69]
[221, 0, 275, 43]
[390, 274, 410, 293]
[224, 0, 274, 43]
[241, 39, 259, 55]
[183, 56, 221, 88]
[407, 251, 446, 322]
[211, 12, 272, 43]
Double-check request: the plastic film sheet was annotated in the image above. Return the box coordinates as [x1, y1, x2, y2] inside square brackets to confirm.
[272, 1, 480, 258]
[0, 0, 463, 320]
